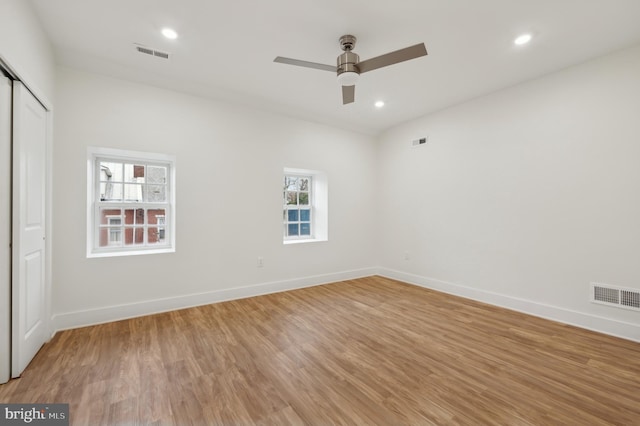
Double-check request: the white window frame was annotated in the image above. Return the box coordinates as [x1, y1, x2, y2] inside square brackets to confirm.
[87, 147, 176, 258]
[283, 167, 328, 245]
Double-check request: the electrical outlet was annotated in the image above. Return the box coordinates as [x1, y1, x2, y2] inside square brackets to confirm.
[257, 257, 264, 267]
[404, 251, 410, 261]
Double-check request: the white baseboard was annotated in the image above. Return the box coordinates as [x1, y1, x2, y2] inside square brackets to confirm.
[51, 266, 640, 344]
[378, 268, 640, 343]
[51, 267, 377, 333]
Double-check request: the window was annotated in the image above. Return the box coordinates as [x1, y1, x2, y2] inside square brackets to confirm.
[87, 147, 175, 257]
[284, 175, 312, 238]
[283, 168, 328, 244]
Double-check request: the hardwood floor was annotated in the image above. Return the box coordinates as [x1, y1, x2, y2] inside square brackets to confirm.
[1, 276, 639, 425]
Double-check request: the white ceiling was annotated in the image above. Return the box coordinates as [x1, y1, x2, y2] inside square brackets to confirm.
[30, 0, 640, 135]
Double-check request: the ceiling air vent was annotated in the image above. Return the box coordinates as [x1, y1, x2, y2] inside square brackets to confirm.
[591, 283, 640, 311]
[134, 44, 170, 60]
[411, 136, 428, 148]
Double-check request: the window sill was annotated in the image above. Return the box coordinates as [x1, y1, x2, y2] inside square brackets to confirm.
[87, 247, 175, 258]
[283, 238, 327, 245]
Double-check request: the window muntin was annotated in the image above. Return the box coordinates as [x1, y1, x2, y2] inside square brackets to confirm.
[283, 175, 312, 239]
[88, 148, 175, 257]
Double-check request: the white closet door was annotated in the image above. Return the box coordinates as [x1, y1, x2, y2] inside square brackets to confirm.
[0, 74, 11, 384]
[11, 81, 48, 378]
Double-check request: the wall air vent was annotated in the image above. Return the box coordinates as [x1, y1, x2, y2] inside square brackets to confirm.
[591, 282, 640, 311]
[134, 44, 170, 60]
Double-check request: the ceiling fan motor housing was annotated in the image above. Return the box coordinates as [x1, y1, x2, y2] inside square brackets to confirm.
[337, 51, 360, 76]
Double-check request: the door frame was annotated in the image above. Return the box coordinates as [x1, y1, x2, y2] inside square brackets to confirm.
[0, 54, 53, 381]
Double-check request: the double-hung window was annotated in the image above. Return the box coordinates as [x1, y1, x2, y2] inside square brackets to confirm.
[283, 168, 328, 244]
[87, 147, 176, 257]
[284, 174, 312, 239]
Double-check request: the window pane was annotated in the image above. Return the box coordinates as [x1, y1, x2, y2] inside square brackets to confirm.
[300, 223, 311, 235]
[98, 208, 124, 247]
[99, 161, 123, 182]
[99, 227, 123, 247]
[300, 209, 310, 221]
[137, 208, 145, 224]
[99, 208, 122, 225]
[299, 192, 309, 205]
[299, 178, 309, 191]
[147, 209, 166, 224]
[286, 191, 297, 205]
[146, 184, 166, 202]
[124, 227, 144, 245]
[147, 227, 160, 244]
[100, 182, 122, 201]
[124, 209, 133, 225]
[147, 166, 167, 184]
[125, 163, 145, 182]
[287, 210, 298, 221]
[285, 177, 298, 191]
[147, 227, 164, 244]
[124, 183, 143, 201]
[287, 224, 299, 236]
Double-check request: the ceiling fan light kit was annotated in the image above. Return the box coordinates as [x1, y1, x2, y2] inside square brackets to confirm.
[337, 71, 359, 86]
[274, 34, 427, 105]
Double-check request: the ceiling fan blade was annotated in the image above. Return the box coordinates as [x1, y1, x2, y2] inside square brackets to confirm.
[342, 85, 355, 104]
[274, 56, 335, 72]
[357, 43, 427, 74]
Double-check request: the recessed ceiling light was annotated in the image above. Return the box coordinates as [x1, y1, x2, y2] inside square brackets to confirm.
[374, 101, 385, 108]
[514, 33, 532, 46]
[161, 28, 178, 40]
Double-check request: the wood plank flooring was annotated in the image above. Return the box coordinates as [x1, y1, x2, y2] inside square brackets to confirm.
[1, 276, 639, 425]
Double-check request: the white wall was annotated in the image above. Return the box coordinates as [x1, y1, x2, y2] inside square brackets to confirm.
[377, 45, 640, 340]
[0, 0, 55, 103]
[53, 67, 377, 328]
[46, 31, 640, 341]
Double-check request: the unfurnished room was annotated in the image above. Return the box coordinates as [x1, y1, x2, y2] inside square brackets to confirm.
[1, 0, 640, 424]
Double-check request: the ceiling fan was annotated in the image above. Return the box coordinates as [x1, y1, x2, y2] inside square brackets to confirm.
[274, 35, 428, 105]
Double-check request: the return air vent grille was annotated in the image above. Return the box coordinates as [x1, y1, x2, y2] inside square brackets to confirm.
[621, 290, 640, 309]
[134, 44, 170, 60]
[591, 283, 640, 311]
